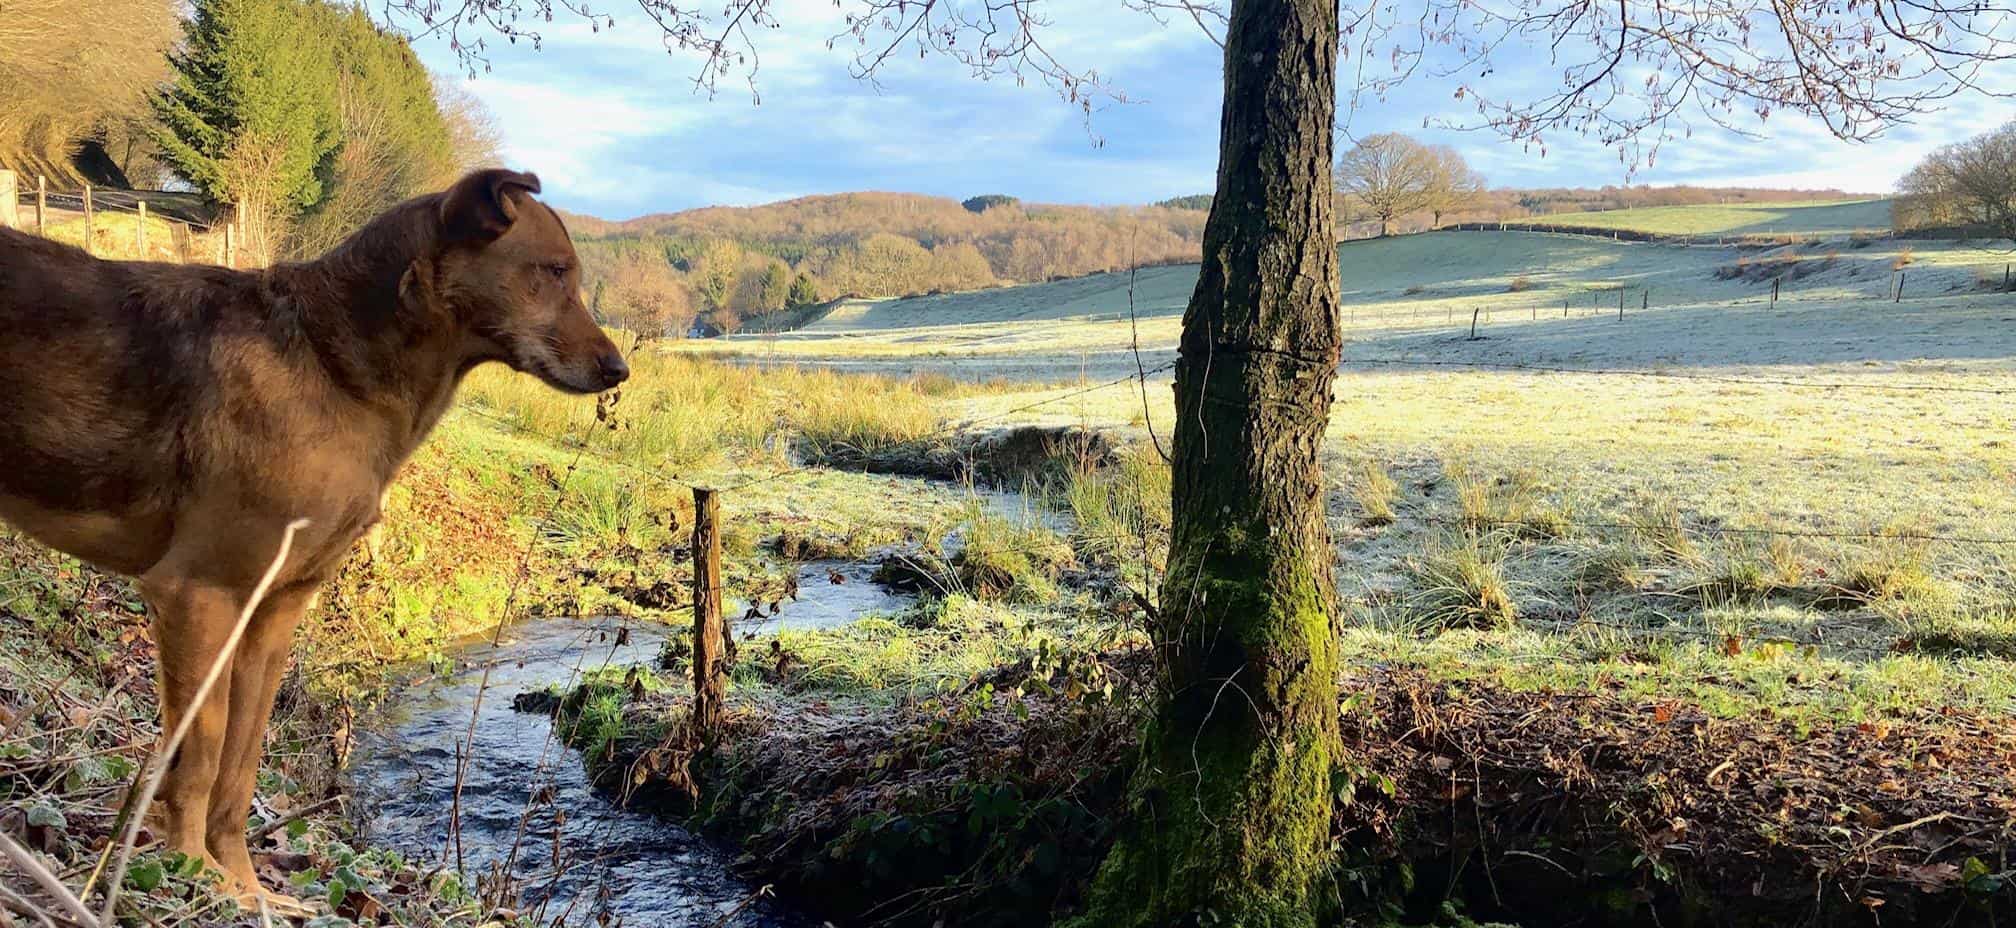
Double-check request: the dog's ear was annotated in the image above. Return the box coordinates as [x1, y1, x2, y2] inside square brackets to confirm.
[440, 168, 542, 243]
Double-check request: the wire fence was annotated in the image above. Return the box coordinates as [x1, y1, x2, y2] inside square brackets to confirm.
[4, 170, 241, 267]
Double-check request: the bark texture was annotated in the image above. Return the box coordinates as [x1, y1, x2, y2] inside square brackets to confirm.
[1075, 0, 1342, 922]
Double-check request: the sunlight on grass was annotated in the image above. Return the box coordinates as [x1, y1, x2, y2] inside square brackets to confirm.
[460, 349, 955, 472]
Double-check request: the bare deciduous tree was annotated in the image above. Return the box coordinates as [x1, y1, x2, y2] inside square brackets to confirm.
[1425, 144, 1485, 228]
[1336, 133, 1444, 235]
[1896, 120, 2016, 240]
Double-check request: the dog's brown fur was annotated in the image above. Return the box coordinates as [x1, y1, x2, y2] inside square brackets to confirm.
[0, 169, 625, 911]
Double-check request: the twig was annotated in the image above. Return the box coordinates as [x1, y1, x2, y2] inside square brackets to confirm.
[99, 518, 309, 924]
[0, 831, 97, 928]
[246, 795, 343, 844]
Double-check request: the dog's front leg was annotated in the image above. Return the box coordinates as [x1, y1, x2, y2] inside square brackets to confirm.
[142, 576, 243, 872]
[205, 583, 317, 915]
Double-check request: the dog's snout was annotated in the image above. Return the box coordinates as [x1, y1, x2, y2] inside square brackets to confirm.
[599, 351, 630, 387]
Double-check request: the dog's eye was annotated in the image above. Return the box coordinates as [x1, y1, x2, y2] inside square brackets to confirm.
[545, 264, 570, 280]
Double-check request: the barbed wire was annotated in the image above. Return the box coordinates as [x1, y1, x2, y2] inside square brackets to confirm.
[1404, 515, 2016, 546]
[1340, 356, 2014, 396]
[1336, 592, 1912, 659]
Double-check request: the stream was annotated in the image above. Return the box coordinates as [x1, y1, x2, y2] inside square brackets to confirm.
[348, 555, 921, 927]
[348, 483, 1056, 926]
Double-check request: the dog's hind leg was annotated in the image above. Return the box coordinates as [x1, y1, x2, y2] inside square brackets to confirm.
[205, 583, 316, 915]
[143, 576, 244, 873]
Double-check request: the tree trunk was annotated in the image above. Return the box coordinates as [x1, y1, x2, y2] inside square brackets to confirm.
[1076, 0, 1341, 921]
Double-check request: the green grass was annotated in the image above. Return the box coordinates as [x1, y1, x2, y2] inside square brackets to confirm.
[460, 348, 957, 474]
[743, 594, 1117, 696]
[1535, 199, 1894, 237]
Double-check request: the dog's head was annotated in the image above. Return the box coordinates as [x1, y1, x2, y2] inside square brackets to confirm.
[433, 168, 628, 394]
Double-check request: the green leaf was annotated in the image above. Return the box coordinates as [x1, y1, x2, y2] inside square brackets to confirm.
[326, 881, 346, 910]
[26, 803, 65, 829]
[170, 852, 205, 878]
[127, 860, 164, 892]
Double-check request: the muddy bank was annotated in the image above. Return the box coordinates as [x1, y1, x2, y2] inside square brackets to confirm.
[573, 655, 2015, 928]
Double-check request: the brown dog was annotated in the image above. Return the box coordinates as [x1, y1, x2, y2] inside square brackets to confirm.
[0, 169, 626, 912]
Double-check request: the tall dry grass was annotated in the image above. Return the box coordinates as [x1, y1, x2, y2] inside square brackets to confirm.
[459, 348, 949, 473]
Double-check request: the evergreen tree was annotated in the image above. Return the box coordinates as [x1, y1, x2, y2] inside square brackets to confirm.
[152, 0, 340, 226]
[786, 272, 821, 307]
[756, 260, 791, 313]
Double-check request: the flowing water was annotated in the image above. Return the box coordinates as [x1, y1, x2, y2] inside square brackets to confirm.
[349, 487, 1049, 926]
[349, 554, 922, 927]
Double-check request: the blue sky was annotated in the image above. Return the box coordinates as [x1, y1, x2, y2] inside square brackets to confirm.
[402, 0, 2016, 219]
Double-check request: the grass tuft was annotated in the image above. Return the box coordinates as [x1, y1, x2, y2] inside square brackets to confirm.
[1628, 498, 1699, 563]
[1348, 459, 1400, 526]
[1404, 536, 1519, 630]
[1815, 531, 1947, 610]
[1449, 463, 1568, 539]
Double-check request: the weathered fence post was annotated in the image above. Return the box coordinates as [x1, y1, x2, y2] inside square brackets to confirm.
[1469, 307, 1481, 339]
[1642, 289, 1649, 311]
[82, 185, 94, 254]
[136, 201, 147, 257]
[0, 170, 16, 229]
[1618, 289, 1625, 320]
[35, 176, 45, 235]
[1895, 270, 1905, 303]
[1771, 277, 1779, 307]
[691, 487, 726, 741]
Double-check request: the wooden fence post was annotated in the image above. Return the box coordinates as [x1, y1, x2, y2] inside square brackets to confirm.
[82, 185, 94, 255]
[0, 170, 16, 229]
[136, 201, 148, 257]
[35, 176, 45, 236]
[691, 487, 726, 741]
[1642, 289, 1649, 311]
[1770, 277, 1779, 307]
[1618, 289, 1625, 320]
[1895, 270, 1904, 303]
[1469, 307, 1481, 339]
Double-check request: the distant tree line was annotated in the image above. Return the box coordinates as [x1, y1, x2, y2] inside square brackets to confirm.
[1894, 120, 2016, 240]
[1160, 132, 1863, 240]
[572, 192, 1209, 335]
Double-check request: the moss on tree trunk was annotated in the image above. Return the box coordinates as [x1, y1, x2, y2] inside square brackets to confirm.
[1075, 0, 1342, 922]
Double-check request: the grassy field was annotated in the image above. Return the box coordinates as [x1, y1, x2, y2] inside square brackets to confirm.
[544, 218, 2016, 925]
[1536, 197, 1895, 236]
[686, 223, 2015, 379]
[664, 223, 2016, 722]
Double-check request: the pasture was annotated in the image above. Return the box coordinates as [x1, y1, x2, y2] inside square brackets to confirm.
[680, 215, 2016, 719]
